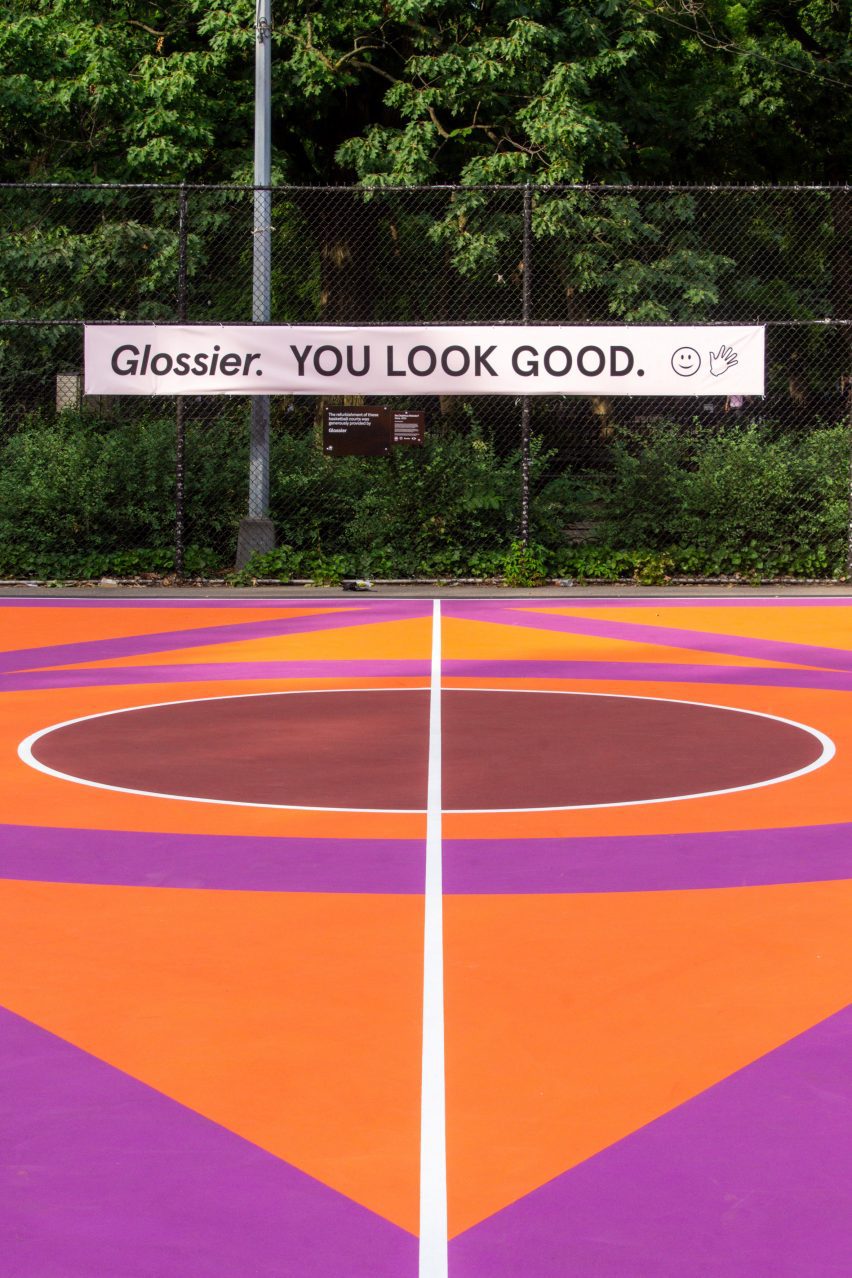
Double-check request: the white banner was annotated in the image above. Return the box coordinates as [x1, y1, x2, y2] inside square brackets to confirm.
[85, 324, 765, 397]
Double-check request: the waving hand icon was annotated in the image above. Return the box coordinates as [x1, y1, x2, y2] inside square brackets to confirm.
[710, 345, 738, 377]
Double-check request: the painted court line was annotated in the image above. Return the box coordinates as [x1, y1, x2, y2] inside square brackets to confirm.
[440, 689, 835, 813]
[420, 599, 448, 1277]
[17, 688, 429, 814]
[16, 687, 834, 816]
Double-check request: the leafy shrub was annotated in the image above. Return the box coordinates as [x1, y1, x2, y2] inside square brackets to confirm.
[503, 540, 550, 587]
[594, 421, 849, 577]
[0, 408, 248, 577]
[269, 428, 543, 577]
[0, 412, 172, 566]
[0, 409, 848, 581]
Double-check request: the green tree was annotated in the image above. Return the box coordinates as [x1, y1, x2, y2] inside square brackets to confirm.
[1, 3, 848, 359]
[0, 1, 259, 182]
[3, 2, 849, 187]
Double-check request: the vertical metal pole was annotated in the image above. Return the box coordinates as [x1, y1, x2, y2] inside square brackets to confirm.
[175, 183, 188, 577]
[846, 365, 852, 580]
[520, 184, 532, 545]
[249, 0, 271, 517]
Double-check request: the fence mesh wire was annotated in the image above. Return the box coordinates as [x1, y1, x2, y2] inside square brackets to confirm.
[0, 183, 849, 581]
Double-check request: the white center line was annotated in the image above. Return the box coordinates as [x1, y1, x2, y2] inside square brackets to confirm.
[419, 599, 448, 1277]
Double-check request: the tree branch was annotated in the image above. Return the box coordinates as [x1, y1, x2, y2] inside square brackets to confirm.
[428, 105, 452, 138]
[349, 59, 400, 85]
[126, 20, 166, 38]
[299, 23, 390, 78]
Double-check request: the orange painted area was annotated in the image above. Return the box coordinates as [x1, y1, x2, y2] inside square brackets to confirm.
[4, 593, 852, 1251]
[0, 879, 425, 1235]
[442, 615, 802, 668]
[0, 604, 347, 660]
[0, 680, 427, 839]
[444, 880, 852, 1237]
[523, 604, 852, 658]
[442, 677, 851, 838]
[67, 616, 434, 668]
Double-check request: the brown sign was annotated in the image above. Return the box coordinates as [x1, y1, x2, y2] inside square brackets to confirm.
[392, 410, 425, 445]
[323, 407, 391, 457]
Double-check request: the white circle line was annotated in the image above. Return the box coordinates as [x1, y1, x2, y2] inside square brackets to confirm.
[442, 687, 835, 811]
[17, 687, 429, 815]
[17, 686, 835, 815]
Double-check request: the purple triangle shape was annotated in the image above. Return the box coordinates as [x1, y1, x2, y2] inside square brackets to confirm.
[450, 1004, 852, 1276]
[0, 1008, 416, 1277]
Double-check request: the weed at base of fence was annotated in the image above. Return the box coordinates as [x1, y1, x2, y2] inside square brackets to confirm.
[502, 541, 550, 587]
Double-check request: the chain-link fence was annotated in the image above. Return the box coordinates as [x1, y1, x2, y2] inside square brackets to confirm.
[1, 183, 849, 581]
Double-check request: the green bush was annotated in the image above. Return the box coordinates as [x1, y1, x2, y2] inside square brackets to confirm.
[0, 409, 848, 581]
[503, 540, 550, 587]
[0, 408, 247, 578]
[269, 428, 541, 577]
[0, 412, 172, 569]
[593, 421, 849, 578]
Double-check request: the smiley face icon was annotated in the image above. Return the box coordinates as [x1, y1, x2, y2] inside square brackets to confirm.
[672, 346, 701, 376]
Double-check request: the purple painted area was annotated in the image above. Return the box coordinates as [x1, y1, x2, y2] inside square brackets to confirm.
[0, 1009, 416, 1278]
[5, 595, 852, 609]
[2, 659, 430, 692]
[450, 1004, 852, 1277]
[444, 603, 852, 672]
[11, 819, 849, 898]
[5, 656, 852, 693]
[0, 598, 390, 608]
[443, 597, 852, 611]
[443, 658, 852, 691]
[0, 824, 425, 893]
[0, 601, 430, 675]
[444, 823, 852, 893]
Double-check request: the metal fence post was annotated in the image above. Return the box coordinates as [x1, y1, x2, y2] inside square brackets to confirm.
[175, 182, 188, 577]
[520, 183, 532, 545]
[237, 0, 276, 568]
[846, 367, 852, 581]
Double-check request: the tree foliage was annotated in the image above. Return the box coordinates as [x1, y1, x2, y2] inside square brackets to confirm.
[0, 2, 848, 429]
[0, 2, 259, 181]
[1, 0, 849, 185]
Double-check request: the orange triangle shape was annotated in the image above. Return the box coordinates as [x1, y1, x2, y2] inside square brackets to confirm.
[444, 881, 852, 1236]
[0, 880, 424, 1234]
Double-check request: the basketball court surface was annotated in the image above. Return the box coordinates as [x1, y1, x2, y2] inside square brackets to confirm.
[2, 593, 851, 1275]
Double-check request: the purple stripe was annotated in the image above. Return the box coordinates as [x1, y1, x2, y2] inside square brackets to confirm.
[443, 658, 852, 690]
[0, 601, 429, 674]
[0, 1009, 416, 1277]
[523, 596, 852, 607]
[444, 824, 852, 893]
[443, 597, 852, 611]
[451, 1004, 852, 1276]
[5, 595, 852, 609]
[22, 820, 850, 898]
[445, 603, 852, 672]
[0, 824, 425, 893]
[5, 658, 852, 693]
[7, 662, 849, 693]
[0, 596, 431, 610]
[2, 659, 431, 691]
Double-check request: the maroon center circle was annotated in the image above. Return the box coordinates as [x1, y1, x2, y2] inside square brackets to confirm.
[29, 689, 825, 811]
